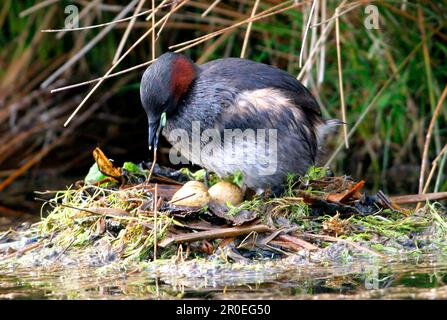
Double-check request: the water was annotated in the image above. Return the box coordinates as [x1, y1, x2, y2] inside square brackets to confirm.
[1, 254, 447, 299]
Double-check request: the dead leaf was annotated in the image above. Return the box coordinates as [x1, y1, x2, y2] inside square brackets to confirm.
[96, 218, 106, 234]
[322, 213, 350, 237]
[326, 180, 365, 203]
[93, 147, 122, 180]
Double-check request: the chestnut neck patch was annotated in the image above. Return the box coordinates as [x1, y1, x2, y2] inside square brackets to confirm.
[171, 57, 196, 103]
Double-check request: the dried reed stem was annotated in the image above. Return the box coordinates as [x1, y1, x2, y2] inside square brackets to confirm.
[418, 84, 447, 194]
[422, 143, 447, 195]
[297, 0, 348, 80]
[299, 0, 317, 68]
[240, 0, 260, 58]
[170, 1, 306, 53]
[113, 0, 146, 64]
[19, 0, 59, 18]
[201, 0, 221, 17]
[151, 0, 156, 60]
[63, 0, 187, 127]
[41, 0, 139, 88]
[169, 0, 295, 50]
[51, 60, 155, 93]
[56, 0, 100, 38]
[324, 39, 426, 168]
[335, 7, 349, 148]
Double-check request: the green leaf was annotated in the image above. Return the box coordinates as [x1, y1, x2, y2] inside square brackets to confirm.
[85, 163, 107, 184]
[123, 162, 146, 176]
[230, 170, 244, 188]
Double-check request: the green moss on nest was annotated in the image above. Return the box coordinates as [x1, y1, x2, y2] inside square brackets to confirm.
[40, 184, 175, 261]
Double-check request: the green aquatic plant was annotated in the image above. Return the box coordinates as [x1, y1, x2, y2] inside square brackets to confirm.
[84, 163, 107, 184]
[226, 197, 263, 217]
[178, 168, 245, 188]
[225, 170, 245, 189]
[303, 166, 328, 182]
[39, 184, 175, 261]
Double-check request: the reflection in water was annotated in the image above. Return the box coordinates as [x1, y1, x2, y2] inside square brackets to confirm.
[1, 254, 447, 299]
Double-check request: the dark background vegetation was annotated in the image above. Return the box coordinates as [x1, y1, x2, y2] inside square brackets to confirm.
[0, 0, 446, 217]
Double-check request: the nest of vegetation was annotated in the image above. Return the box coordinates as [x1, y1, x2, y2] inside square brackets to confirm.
[1, 148, 447, 268]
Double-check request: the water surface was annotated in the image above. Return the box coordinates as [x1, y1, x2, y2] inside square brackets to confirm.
[1, 253, 447, 299]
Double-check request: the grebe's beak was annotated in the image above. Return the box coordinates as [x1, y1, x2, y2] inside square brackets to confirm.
[148, 112, 167, 151]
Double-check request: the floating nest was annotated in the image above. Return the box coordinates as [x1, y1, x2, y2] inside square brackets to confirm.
[1, 148, 447, 269]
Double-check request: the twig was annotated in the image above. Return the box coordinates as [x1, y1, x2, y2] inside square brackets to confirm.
[164, 224, 272, 245]
[240, 0, 260, 58]
[156, 0, 175, 39]
[56, 0, 100, 39]
[0, 84, 119, 191]
[303, 0, 319, 86]
[168, 192, 196, 204]
[147, 146, 158, 183]
[50, 60, 155, 93]
[174, 2, 304, 53]
[418, 84, 447, 194]
[49, 1, 173, 93]
[335, 7, 349, 149]
[63, 0, 187, 127]
[72, 0, 126, 13]
[422, 143, 447, 194]
[297, 0, 348, 81]
[169, 1, 305, 51]
[187, 0, 243, 19]
[310, 2, 361, 27]
[151, 0, 156, 60]
[41, 0, 139, 88]
[324, 36, 432, 167]
[197, 30, 234, 64]
[35, 197, 130, 216]
[50, 1, 299, 94]
[44, 8, 151, 32]
[434, 147, 447, 192]
[317, 0, 326, 84]
[201, 0, 221, 17]
[259, 226, 298, 245]
[0, 230, 12, 243]
[19, 0, 59, 18]
[379, 0, 447, 42]
[113, 0, 146, 64]
[390, 191, 447, 205]
[299, 0, 317, 68]
[42, 6, 174, 32]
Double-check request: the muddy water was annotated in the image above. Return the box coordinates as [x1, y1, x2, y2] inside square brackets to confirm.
[1, 253, 447, 300]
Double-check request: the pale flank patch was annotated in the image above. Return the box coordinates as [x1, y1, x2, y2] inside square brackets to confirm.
[234, 87, 304, 122]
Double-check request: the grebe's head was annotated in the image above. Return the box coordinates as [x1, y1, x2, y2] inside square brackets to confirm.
[140, 52, 197, 149]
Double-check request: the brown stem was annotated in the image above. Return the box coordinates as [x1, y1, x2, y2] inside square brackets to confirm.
[418, 84, 447, 194]
[390, 192, 447, 205]
[164, 224, 272, 245]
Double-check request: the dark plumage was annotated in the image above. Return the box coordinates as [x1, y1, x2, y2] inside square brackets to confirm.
[140, 52, 335, 190]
